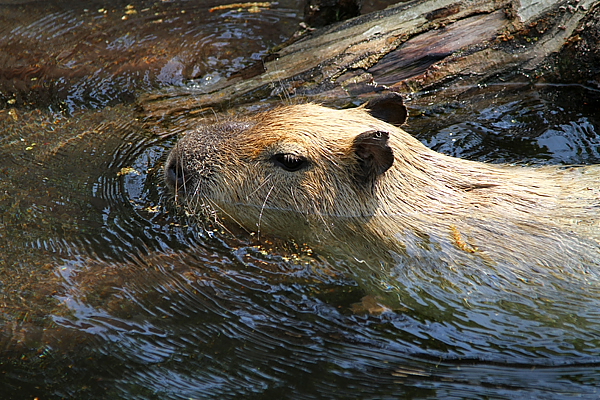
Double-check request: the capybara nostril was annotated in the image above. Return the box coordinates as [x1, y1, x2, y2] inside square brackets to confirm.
[164, 155, 187, 191]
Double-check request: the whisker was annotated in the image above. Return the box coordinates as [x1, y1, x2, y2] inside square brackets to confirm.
[206, 198, 253, 236]
[247, 174, 273, 200]
[257, 184, 276, 241]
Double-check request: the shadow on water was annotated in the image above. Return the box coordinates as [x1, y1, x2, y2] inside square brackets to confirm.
[2, 1, 600, 400]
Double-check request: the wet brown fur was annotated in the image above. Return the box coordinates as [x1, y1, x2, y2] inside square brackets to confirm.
[165, 103, 600, 287]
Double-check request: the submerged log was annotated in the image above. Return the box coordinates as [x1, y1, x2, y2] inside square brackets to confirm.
[140, 0, 600, 123]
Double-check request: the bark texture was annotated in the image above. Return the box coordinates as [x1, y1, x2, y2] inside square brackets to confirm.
[139, 0, 600, 123]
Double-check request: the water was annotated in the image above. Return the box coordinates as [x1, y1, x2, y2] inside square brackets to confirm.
[407, 82, 600, 165]
[2, 1, 600, 399]
[0, 0, 302, 112]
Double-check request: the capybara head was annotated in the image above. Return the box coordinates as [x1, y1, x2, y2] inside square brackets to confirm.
[164, 94, 411, 233]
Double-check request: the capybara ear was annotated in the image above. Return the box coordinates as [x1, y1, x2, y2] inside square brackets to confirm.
[364, 92, 407, 126]
[352, 130, 394, 185]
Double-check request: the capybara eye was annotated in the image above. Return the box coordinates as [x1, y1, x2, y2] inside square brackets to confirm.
[272, 153, 307, 172]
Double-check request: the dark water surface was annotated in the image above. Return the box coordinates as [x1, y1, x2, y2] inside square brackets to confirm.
[0, 0, 302, 111]
[2, 1, 600, 400]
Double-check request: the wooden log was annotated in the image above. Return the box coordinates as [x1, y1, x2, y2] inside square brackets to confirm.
[139, 0, 600, 123]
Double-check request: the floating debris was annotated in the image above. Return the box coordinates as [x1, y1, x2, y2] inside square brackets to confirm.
[209, 2, 272, 13]
[117, 167, 141, 176]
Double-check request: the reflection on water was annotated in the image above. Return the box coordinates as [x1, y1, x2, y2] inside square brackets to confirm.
[409, 83, 600, 165]
[2, 2, 600, 399]
[537, 117, 599, 163]
[0, 0, 302, 112]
